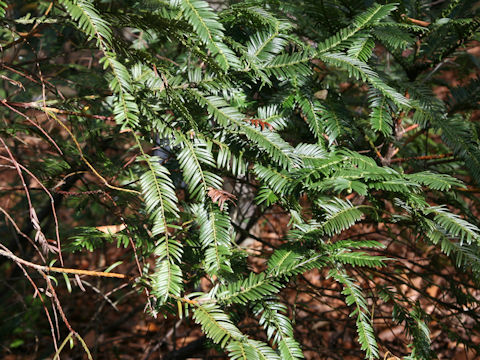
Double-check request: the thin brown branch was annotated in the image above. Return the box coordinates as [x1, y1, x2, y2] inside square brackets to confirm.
[0, 154, 64, 263]
[403, 15, 431, 27]
[401, 123, 419, 134]
[456, 186, 480, 193]
[0, 206, 46, 263]
[0, 244, 59, 351]
[0, 64, 40, 84]
[80, 280, 120, 311]
[44, 110, 140, 194]
[0, 249, 130, 280]
[0, 138, 52, 256]
[1, 2, 53, 51]
[41, 270, 75, 333]
[390, 152, 454, 163]
[1, 99, 63, 154]
[2, 100, 114, 120]
[102, 191, 143, 277]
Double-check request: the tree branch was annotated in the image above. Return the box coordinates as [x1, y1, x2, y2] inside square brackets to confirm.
[0, 249, 130, 280]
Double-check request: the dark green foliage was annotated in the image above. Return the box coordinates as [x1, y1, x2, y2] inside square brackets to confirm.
[1, 0, 480, 359]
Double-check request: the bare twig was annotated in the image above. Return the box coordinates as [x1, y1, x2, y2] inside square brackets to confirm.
[0, 2, 53, 51]
[390, 152, 454, 163]
[0, 206, 46, 263]
[403, 16, 431, 27]
[2, 100, 114, 120]
[142, 319, 183, 360]
[45, 110, 140, 194]
[0, 154, 64, 263]
[0, 249, 130, 280]
[0, 244, 59, 352]
[0, 137, 51, 255]
[80, 279, 120, 311]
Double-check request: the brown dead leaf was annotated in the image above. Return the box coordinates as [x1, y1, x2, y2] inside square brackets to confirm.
[426, 285, 439, 298]
[96, 224, 126, 234]
[314, 90, 328, 100]
[207, 187, 237, 211]
[246, 118, 274, 131]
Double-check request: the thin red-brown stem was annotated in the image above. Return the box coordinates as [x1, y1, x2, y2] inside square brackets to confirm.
[0, 138, 54, 257]
[0, 64, 40, 84]
[102, 191, 143, 277]
[402, 123, 419, 134]
[404, 16, 431, 27]
[0, 206, 46, 263]
[0, 99, 63, 154]
[0, 154, 64, 264]
[390, 152, 454, 164]
[0, 2, 53, 51]
[0, 244, 59, 351]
